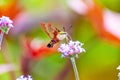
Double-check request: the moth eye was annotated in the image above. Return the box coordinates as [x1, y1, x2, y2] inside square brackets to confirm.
[47, 43, 52, 48]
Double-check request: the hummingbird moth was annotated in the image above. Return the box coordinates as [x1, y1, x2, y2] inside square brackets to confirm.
[40, 22, 69, 48]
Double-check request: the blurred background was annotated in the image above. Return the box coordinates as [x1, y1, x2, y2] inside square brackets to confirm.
[0, 0, 120, 80]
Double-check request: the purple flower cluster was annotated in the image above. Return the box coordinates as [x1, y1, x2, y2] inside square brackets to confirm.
[0, 16, 14, 34]
[16, 75, 32, 80]
[58, 40, 85, 58]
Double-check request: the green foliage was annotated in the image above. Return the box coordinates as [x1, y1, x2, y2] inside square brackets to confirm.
[1, 27, 8, 33]
[97, 0, 120, 12]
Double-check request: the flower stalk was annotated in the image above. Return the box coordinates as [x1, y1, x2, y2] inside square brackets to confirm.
[70, 57, 80, 80]
[0, 31, 4, 49]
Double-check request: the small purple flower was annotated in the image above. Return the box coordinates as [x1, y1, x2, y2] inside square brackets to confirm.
[0, 16, 14, 34]
[16, 75, 32, 80]
[58, 40, 85, 58]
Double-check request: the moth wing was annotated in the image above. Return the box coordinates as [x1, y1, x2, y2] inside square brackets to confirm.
[40, 22, 54, 39]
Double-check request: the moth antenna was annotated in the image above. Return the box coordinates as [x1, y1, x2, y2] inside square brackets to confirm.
[62, 25, 72, 32]
[67, 25, 72, 32]
[63, 26, 66, 32]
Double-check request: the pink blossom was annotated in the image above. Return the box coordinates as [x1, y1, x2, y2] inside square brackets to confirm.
[58, 40, 85, 58]
[16, 75, 32, 80]
[0, 16, 14, 34]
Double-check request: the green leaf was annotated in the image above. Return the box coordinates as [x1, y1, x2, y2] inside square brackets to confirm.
[1, 27, 8, 33]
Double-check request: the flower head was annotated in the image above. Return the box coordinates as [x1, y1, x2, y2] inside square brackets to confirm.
[117, 65, 120, 71]
[58, 40, 85, 58]
[16, 75, 32, 80]
[0, 16, 13, 34]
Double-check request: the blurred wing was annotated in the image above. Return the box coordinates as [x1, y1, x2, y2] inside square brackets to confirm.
[47, 23, 56, 32]
[40, 22, 55, 38]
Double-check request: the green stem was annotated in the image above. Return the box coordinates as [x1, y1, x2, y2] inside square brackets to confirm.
[118, 73, 120, 80]
[70, 57, 80, 80]
[0, 31, 4, 50]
